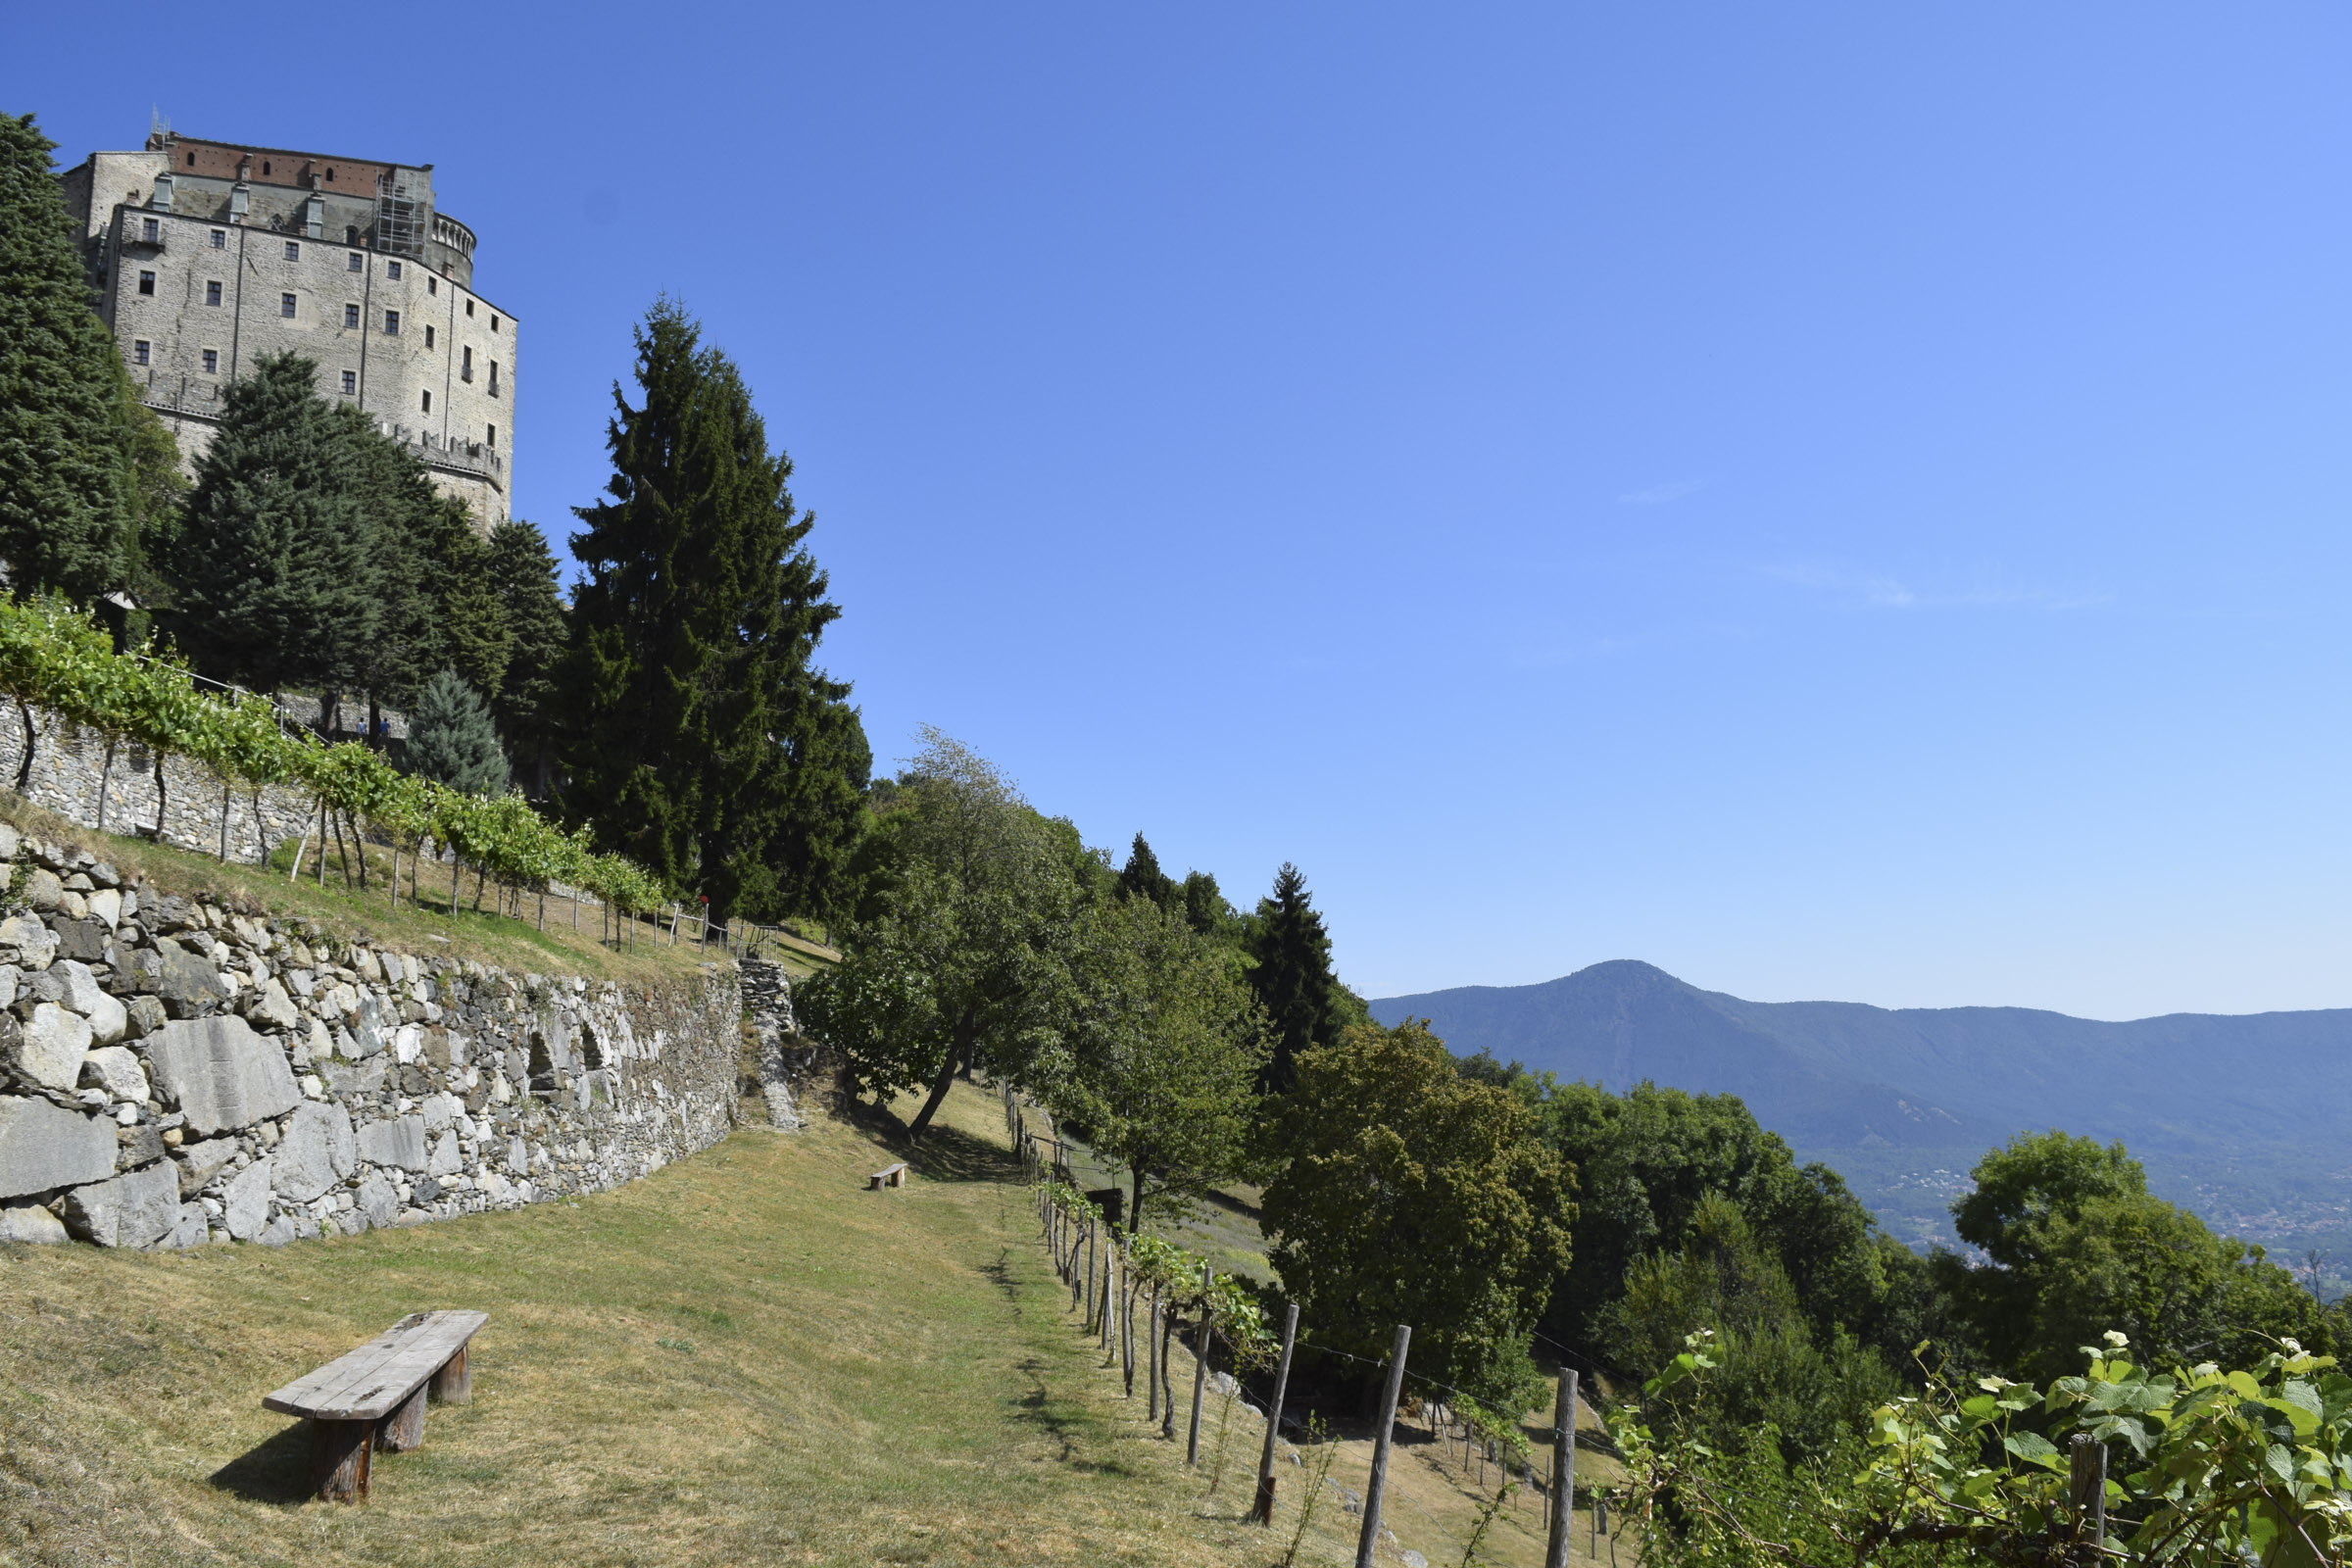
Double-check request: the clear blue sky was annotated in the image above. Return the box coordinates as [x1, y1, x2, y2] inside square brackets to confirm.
[14, 7, 2352, 1021]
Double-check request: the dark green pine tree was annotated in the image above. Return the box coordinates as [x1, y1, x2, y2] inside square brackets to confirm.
[484, 519, 569, 799]
[0, 113, 137, 601]
[403, 669, 509, 796]
[340, 408, 506, 718]
[564, 300, 868, 922]
[165, 354, 380, 693]
[1116, 832, 1176, 908]
[1248, 862, 1353, 1094]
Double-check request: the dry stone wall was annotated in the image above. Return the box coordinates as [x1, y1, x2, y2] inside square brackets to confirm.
[0, 707, 313, 866]
[0, 826, 742, 1250]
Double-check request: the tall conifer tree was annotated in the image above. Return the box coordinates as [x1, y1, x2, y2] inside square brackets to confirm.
[1115, 832, 1176, 908]
[166, 354, 379, 692]
[1248, 862, 1354, 1093]
[0, 113, 137, 601]
[564, 301, 867, 920]
[485, 519, 569, 798]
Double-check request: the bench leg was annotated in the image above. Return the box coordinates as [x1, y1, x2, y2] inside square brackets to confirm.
[310, 1419, 373, 1502]
[430, 1345, 472, 1405]
[376, 1385, 427, 1453]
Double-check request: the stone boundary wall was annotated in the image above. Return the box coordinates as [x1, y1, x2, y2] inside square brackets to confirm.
[0, 826, 743, 1250]
[0, 704, 313, 866]
[741, 956, 820, 1131]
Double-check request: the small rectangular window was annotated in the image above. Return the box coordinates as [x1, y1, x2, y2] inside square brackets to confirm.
[387, 261, 402, 280]
[280, 292, 296, 318]
[206, 280, 221, 307]
[486, 423, 496, 448]
[341, 370, 357, 395]
[491, 314, 501, 333]
[347, 252, 363, 271]
[421, 390, 432, 414]
[428, 276, 437, 296]
[489, 361, 500, 397]
[461, 346, 472, 380]
[202, 349, 219, 374]
[283, 241, 300, 261]
[210, 228, 225, 249]
[343, 304, 360, 328]
[137, 270, 156, 295]
[383, 309, 400, 335]
[425, 324, 434, 348]
[465, 299, 474, 318]
[141, 217, 159, 243]
[133, 340, 150, 366]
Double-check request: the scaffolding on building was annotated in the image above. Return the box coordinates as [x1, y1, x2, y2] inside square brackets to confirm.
[372, 171, 425, 258]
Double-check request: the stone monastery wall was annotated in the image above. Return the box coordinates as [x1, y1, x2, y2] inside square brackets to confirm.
[0, 826, 743, 1250]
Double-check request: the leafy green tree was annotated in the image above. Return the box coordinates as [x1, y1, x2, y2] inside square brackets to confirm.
[1179, 868, 1237, 941]
[1056, 895, 1268, 1229]
[795, 730, 1073, 1139]
[165, 354, 380, 693]
[402, 669, 509, 796]
[1258, 1019, 1574, 1409]
[564, 300, 867, 920]
[1246, 862, 1361, 1093]
[1114, 832, 1175, 908]
[0, 113, 137, 601]
[1949, 1130, 2331, 1383]
[485, 519, 569, 796]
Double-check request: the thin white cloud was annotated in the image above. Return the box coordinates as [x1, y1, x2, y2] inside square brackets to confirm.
[1619, 479, 1708, 506]
[1757, 562, 2107, 612]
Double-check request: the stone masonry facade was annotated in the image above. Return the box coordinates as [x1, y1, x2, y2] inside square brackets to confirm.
[0, 826, 745, 1250]
[58, 129, 515, 530]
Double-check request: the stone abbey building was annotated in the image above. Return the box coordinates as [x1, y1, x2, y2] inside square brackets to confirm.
[58, 128, 517, 529]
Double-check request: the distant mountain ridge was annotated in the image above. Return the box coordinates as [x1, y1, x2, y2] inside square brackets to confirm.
[1369, 960, 2352, 1251]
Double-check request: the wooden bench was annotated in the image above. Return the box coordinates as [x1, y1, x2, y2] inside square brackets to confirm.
[262, 1309, 487, 1501]
[868, 1161, 908, 1190]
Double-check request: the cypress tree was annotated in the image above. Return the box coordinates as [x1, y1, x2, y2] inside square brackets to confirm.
[341, 407, 504, 712]
[1248, 862, 1353, 1094]
[564, 299, 867, 921]
[403, 669, 509, 796]
[485, 519, 569, 798]
[165, 353, 380, 693]
[0, 113, 137, 601]
[1115, 832, 1176, 908]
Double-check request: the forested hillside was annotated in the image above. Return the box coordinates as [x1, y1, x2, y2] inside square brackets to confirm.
[1373, 958, 2352, 1258]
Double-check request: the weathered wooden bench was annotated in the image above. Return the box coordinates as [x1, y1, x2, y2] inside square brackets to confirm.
[262, 1309, 487, 1501]
[868, 1161, 909, 1190]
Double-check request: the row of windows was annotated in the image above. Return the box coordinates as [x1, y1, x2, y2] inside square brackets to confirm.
[132, 229, 484, 317]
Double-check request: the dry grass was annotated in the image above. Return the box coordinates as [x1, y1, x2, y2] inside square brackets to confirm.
[1, 1082, 1311, 1567]
[0, 791, 815, 986]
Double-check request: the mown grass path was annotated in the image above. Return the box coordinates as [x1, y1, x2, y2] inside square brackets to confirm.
[0, 1083, 1288, 1567]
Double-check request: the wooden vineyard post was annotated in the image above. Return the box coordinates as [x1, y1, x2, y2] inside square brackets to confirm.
[1252, 1301, 1299, 1524]
[219, 781, 232, 861]
[1355, 1323, 1411, 1568]
[1186, 1261, 1212, 1465]
[2070, 1434, 2107, 1558]
[1121, 1238, 1136, 1396]
[1544, 1368, 1578, 1568]
[1101, 1244, 1113, 1353]
[1085, 1215, 1097, 1332]
[1147, 1283, 1162, 1425]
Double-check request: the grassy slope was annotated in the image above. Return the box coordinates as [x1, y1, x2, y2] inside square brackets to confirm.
[0, 1078, 1628, 1567]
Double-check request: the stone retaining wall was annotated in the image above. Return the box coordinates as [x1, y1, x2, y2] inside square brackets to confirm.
[0, 826, 742, 1250]
[0, 705, 313, 866]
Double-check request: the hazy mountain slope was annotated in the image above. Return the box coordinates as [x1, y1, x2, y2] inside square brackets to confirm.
[1370, 960, 2352, 1251]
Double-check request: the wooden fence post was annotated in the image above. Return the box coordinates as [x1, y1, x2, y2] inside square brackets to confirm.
[2070, 1434, 2107, 1558]
[1544, 1368, 1578, 1568]
[1147, 1283, 1162, 1425]
[1355, 1323, 1411, 1568]
[1186, 1261, 1212, 1464]
[1252, 1301, 1299, 1524]
[1122, 1238, 1137, 1396]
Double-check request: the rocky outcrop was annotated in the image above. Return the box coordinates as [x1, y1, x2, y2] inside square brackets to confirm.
[0, 827, 742, 1251]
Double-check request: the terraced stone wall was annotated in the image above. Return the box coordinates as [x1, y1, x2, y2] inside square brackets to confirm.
[0, 826, 742, 1250]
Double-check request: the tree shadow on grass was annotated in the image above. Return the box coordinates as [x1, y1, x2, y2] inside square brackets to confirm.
[208, 1421, 314, 1505]
[836, 1097, 1023, 1186]
[1008, 1356, 1135, 1476]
